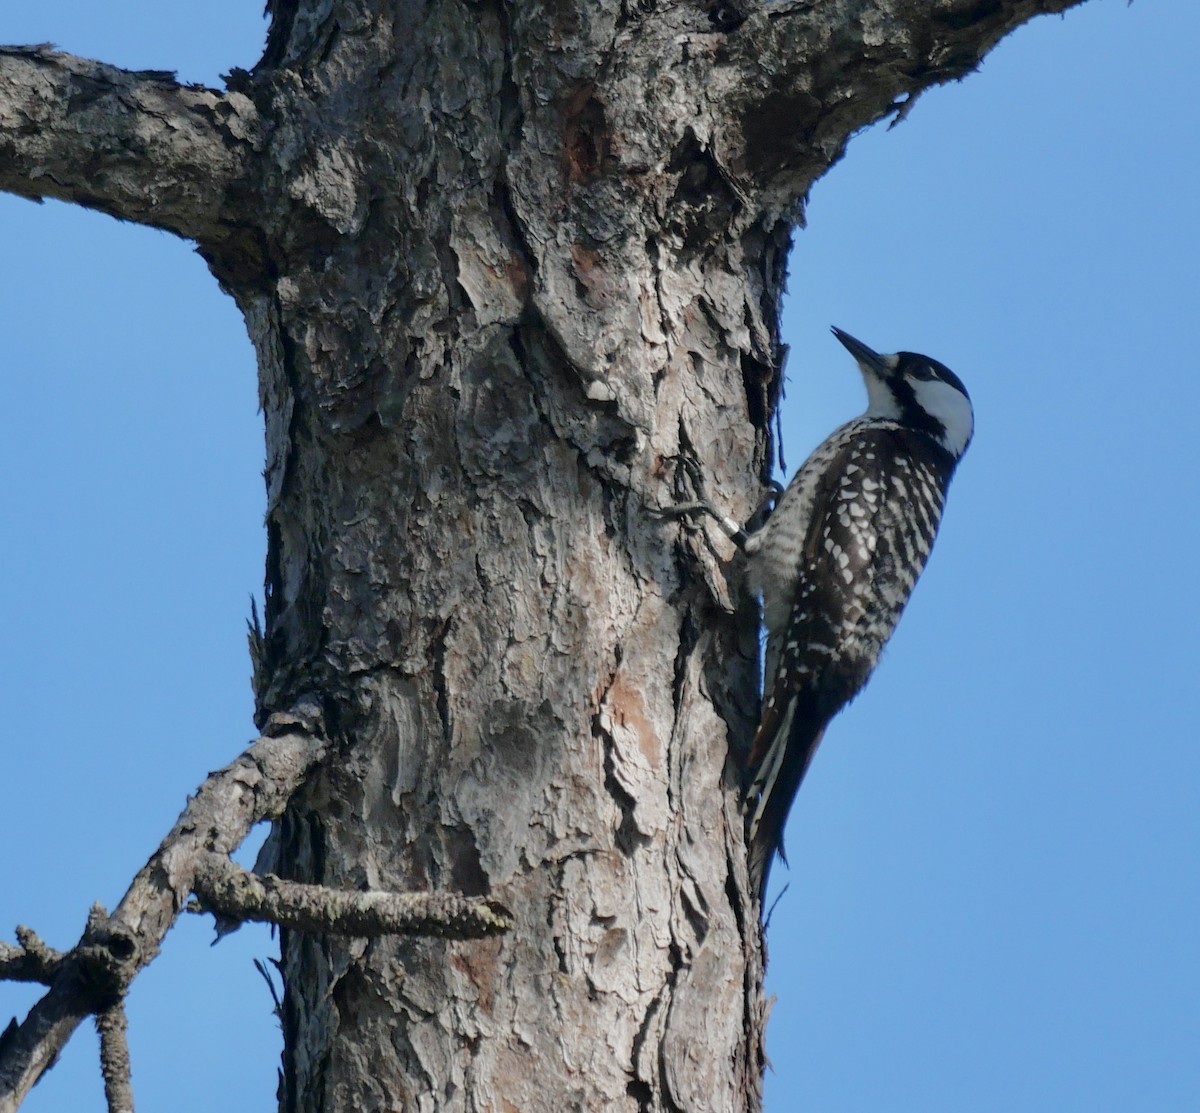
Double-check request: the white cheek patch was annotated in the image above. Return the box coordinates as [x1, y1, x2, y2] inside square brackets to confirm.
[913, 377, 974, 456]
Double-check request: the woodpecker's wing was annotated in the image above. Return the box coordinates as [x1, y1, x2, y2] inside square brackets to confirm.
[748, 419, 880, 694]
[747, 424, 955, 889]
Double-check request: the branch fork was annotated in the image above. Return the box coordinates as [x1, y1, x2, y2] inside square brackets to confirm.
[0, 713, 513, 1113]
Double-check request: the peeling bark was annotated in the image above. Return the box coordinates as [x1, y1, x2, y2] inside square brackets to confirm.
[0, 1, 1088, 1109]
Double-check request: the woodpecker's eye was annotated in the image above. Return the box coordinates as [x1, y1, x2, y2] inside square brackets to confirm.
[905, 362, 938, 382]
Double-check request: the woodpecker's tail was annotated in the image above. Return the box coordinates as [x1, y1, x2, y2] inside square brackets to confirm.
[746, 711, 827, 898]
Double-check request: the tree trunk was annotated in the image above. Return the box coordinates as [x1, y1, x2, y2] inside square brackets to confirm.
[236, 8, 775, 1107]
[0, 1, 1086, 1108]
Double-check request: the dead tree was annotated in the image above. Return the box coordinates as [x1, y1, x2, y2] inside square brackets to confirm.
[0, 2, 1085, 1109]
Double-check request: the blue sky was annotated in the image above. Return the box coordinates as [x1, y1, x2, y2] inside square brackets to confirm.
[2, 2, 1197, 1111]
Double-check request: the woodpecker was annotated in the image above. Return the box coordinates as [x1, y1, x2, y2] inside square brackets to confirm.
[743, 327, 974, 893]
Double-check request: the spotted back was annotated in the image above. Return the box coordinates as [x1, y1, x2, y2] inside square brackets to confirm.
[746, 421, 959, 879]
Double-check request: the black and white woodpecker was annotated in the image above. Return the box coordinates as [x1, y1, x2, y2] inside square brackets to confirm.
[678, 328, 974, 893]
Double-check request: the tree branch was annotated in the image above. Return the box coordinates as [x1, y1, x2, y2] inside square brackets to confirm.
[0, 714, 329, 1113]
[191, 853, 514, 940]
[709, 0, 1090, 214]
[0, 930, 64, 987]
[0, 45, 262, 245]
[95, 1004, 134, 1113]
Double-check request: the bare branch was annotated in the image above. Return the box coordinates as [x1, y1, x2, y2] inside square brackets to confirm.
[0, 930, 65, 987]
[96, 1004, 134, 1113]
[708, 0, 1090, 213]
[0, 718, 328, 1113]
[0, 45, 261, 244]
[0, 904, 139, 1113]
[192, 853, 515, 940]
[0, 977, 93, 1113]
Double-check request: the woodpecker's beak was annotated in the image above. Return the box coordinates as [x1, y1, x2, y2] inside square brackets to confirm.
[831, 327, 889, 377]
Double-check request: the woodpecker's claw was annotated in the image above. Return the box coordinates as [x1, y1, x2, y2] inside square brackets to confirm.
[673, 454, 711, 503]
[652, 456, 749, 547]
[651, 453, 709, 517]
[649, 498, 716, 521]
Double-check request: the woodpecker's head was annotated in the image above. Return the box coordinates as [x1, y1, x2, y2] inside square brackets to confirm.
[831, 326, 974, 459]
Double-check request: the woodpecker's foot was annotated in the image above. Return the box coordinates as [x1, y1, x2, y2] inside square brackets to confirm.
[671, 453, 712, 504]
[652, 456, 748, 546]
[650, 499, 747, 544]
[649, 498, 717, 520]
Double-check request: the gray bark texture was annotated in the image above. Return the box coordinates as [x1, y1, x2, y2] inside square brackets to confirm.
[0, 1, 1084, 1110]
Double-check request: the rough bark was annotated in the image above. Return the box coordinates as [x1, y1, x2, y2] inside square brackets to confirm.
[0, 1, 1086, 1110]
[0, 45, 261, 241]
[96, 1005, 135, 1113]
